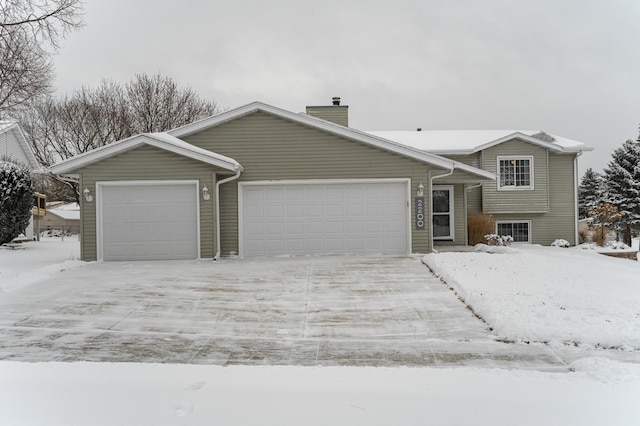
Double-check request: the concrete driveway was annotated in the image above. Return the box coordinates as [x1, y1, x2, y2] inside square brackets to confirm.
[0, 255, 564, 368]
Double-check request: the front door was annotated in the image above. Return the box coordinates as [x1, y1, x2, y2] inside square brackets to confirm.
[432, 185, 454, 240]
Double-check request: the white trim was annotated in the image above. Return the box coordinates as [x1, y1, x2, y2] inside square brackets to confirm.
[432, 185, 455, 241]
[237, 178, 411, 257]
[96, 180, 201, 261]
[50, 133, 242, 175]
[496, 220, 532, 244]
[496, 156, 534, 191]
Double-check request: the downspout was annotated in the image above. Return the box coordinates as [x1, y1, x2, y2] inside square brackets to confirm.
[574, 152, 582, 246]
[429, 164, 455, 253]
[214, 167, 243, 260]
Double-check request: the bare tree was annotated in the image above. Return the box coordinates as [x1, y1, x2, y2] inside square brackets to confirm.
[15, 74, 222, 201]
[126, 73, 220, 133]
[0, 0, 84, 114]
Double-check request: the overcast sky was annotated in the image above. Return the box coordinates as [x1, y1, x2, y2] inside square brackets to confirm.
[52, 0, 640, 176]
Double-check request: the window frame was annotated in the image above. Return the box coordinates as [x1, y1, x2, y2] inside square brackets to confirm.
[497, 156, 534, 191]
[432, 185, 454, 241]
[495, 220, 532, 243]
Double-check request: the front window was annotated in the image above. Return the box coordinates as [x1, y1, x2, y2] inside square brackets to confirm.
[497, 221, 530, 243]
[432, 185, 454, 240]
[498, 157, 533, 189]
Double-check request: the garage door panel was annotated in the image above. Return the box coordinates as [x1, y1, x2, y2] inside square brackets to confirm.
[101, 183, 198, 261]
[242, 182, 408, 256]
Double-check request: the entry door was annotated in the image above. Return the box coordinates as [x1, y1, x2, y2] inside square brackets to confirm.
[432, 185, 454, 240]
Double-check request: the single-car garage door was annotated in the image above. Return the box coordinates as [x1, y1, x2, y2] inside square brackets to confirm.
[99, 182, 199, 261]
[240, 180, 409, 257]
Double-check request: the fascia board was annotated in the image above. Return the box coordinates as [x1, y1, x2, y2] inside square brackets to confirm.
[50, 134, 242, 174]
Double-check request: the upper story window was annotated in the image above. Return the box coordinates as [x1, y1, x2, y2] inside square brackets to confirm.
[497, 156, 533, 190]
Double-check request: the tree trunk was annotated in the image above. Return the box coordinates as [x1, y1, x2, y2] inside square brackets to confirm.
[623, 225, 632, 246]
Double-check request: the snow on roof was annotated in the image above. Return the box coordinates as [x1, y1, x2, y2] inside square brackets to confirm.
[366, 130, 591, 154]
[47, 203, 80, 221]
[50, 132, 243, 174]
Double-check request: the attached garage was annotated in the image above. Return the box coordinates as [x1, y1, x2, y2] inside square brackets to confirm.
[239, 180, 410, 257]
[97, 181, 200, 261]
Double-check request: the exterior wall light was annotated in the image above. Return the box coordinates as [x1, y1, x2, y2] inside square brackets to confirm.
[417, 182, 424, 197]
[83, 187, 93, 202]
[202, 185, 210, 201]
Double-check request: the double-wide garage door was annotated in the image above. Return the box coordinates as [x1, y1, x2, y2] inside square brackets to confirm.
[241, 181, 409, 257]
[100, 182, 199, 261]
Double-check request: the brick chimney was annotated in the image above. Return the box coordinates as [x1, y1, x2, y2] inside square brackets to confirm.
[306, 97, 348, 127]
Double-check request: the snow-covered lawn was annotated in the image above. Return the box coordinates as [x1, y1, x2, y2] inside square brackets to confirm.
[0, 237, 83, 292]
[424, 242, 640, 349]
[1, 359, 640, 425]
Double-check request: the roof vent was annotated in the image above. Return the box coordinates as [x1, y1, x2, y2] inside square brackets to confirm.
[332, 97, 341, 106]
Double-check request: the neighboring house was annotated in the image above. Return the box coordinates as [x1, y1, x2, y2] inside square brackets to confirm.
[42, 203, 80, 235]
[1, 121, 41, 239]
[49, 100, 592, 261]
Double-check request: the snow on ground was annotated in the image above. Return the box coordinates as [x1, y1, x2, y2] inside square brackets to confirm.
[0, 236, 84, 292]
[1, 360, 640, 426]
[424, 243, 640, 349]
[2, 239, 640, 424]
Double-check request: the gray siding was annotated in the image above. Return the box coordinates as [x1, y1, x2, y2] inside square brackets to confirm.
[443, 145, 578, 246]
[184, 111, 440, 255]
[305, 106, 349, 126]
[76, 145, 225, 261]
[466, 153, 577, 245]
[0, 132, 32, 168]
[481, 139, 549, 213]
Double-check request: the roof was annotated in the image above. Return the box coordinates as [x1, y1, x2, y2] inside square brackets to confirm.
[50, 132, 244, 174]
[365, 130, 593, 155]
[0, 121, 40, 169]
[169, 102, 494, 180]
[47, 203, 80, 221]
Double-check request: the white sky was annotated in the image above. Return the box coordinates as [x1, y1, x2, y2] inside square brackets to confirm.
[52, 0, 640, 176]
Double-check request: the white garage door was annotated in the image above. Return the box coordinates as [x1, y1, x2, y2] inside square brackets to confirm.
[241, 181, 409, 257]
[99, 182, 199, 261]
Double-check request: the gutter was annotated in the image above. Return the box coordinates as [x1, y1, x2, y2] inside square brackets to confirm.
[429, 164, 455, 253]
[214, 167, 243, 260]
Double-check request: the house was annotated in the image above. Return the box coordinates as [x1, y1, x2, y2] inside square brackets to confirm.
[49, 100, 592, 261]
[41, 202, 81, 235]
[1, 121, 41, 239]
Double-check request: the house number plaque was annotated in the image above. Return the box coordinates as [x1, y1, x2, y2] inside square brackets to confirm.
[415, 197, 425, 230]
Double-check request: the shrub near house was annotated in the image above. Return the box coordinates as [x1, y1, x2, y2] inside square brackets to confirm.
[0, 160, 33, 244]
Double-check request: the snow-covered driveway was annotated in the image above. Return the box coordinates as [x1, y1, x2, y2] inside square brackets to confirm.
[0, 252, 563, 368]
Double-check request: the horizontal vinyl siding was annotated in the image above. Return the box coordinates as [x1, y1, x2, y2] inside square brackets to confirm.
[77, 145, 223, 261]
[482, 140, 549, 213]
[184, 111, 440, 255]
[0, 136, 32, 168]
[492, 154, 577, 245]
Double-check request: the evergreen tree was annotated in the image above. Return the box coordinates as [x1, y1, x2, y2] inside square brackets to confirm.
[578, 168, 603, 219]
[0, 159, 33, 244]
[603, 137, 640, 246]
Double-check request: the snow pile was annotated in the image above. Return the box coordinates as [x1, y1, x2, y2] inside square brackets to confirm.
[424, 245, 640, 348]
